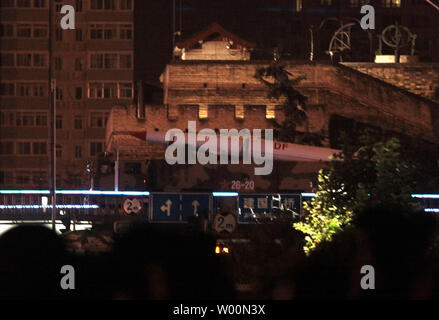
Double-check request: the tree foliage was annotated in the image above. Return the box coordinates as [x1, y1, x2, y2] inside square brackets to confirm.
[255, 63, 311, 143]
[294, 135, 421, 254]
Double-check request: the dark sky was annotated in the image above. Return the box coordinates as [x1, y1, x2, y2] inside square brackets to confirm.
[136, 0, 305, 85]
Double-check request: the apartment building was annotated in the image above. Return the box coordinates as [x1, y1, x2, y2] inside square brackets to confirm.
[0, 0, 134, 189]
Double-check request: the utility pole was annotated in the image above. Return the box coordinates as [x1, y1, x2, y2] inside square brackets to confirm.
[114, 147, 119, 192]
[48, 1, 57, 231]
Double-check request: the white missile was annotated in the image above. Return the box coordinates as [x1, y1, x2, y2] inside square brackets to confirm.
[129, 130, 341, 162]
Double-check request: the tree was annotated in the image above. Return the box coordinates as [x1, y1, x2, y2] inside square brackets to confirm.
[255, 63, 309, 143]
[294, 135, 421, 254]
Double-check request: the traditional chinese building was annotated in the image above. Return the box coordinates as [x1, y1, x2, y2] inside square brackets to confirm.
[104, 23, 439, 193]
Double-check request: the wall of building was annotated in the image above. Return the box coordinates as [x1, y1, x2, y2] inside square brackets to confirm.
[160, 61, 437, 141]
[105, 61, 439, 192]
[0, 0, 134, 189]
[342, 62, 439, 102]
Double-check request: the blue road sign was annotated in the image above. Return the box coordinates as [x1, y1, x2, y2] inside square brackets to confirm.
[152, 193, 210, 222]
[152, 194, 181, 222]
[238, 194, 301, 223]
[181, 194, 210, 220]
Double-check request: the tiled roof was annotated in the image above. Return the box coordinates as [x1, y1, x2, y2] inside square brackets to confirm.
[176, 22, 256, 49]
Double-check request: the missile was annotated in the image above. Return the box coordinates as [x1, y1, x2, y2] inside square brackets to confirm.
[129, 130, 341, 162]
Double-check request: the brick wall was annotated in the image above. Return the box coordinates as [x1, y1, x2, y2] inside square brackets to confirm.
[342, 62, 439, 102]
[104, 61, 439, 192]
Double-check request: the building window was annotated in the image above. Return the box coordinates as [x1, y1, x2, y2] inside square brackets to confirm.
[198, 105, 208, 119]
[16, 112, 35, 126]
[32, 53, 46, 67]
[90, 24, 103, 39]
[235, 105, 244, 119]
[0, 0, 15, 8]
[119, 54, 132, 68]
[56, 144, 62, 158]
[91, 0, 115, 10]
[382, 0, 401, 7]
[0, 24, 14, 37]
[15, 111, 47, 127]
[74, 115, 83, 129]
[90, 24, 118, 40]
[55, 57, 63, 71]
[89, 82, 117, 98]
[296, 0, 302, 12]
[0, 111, 15, 127]
[0, 53, 14, 66]
[17, 83, 47, 97]
[33, 142, 47, 155]
[119, 83, 133, 98]
[74, 57, 83, 71]
[13, 53, 47, 67]
[16, 171, 31, 185]
[90, 112, 109, 128]
[56, 115, 63, 129]
[17, 142, 31, 155]
[33, 24, 48, 37]
[266, 105, 275, 119]
[17, 0, 31, 8]
[16, 53, 32, 67]
[90, 142, 104, 157]
[33, 0, 46, 8]
[76, 0, 83, 12]
[75, 28, 83, 41]
[55, 28, 63, 41]
[0, 141, 14, 155]
[35, 112, 47, 126]
[120, 0, 132, 10]
[32, 171, 47, 186]
[0, 83, 15, 96]
[75, 145, 82, 159]
[56, 88, 63, 101]
[88, 82, 133, 99]
[119, 24, 132, 39]
[75, 87, 83, 100]
[90, 53, 118, 69]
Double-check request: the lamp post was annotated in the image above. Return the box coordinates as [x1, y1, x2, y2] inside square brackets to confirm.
[48, 1, 57, 231]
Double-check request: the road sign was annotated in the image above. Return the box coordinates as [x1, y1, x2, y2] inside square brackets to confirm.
[152, 194, 181, 222]
[122, 198, 143, 216]
[181, 194, 210, 220]
[213, 212, 237, 234]
[151, 193, 211, 222]
[238, 194, 301, 223]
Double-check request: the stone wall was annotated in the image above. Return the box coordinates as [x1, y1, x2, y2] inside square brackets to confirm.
[160, 61, 437, 142]
[104, 61, 439, 192]
[342, 62, 439, 103]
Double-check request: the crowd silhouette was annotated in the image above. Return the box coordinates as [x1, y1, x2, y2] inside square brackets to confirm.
[0, 205, 438, 300]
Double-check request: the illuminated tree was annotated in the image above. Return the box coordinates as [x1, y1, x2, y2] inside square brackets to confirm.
[294, 136, 420, 254]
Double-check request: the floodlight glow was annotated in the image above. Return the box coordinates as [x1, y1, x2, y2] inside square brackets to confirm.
[412, 194, 439, 199]
[0, 190, 50, 195]
[212, 192, 239, 197]
[425, 208, 439, 213]
[56, 190, 150, 196]
[301, 193, 317, 197]
[0, 190, 150, 196]
[0, 205, 99, 210]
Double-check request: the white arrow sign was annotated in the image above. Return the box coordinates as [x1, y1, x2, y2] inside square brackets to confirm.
[192, 200, 200, 216]
[160, 199, 172, 217]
